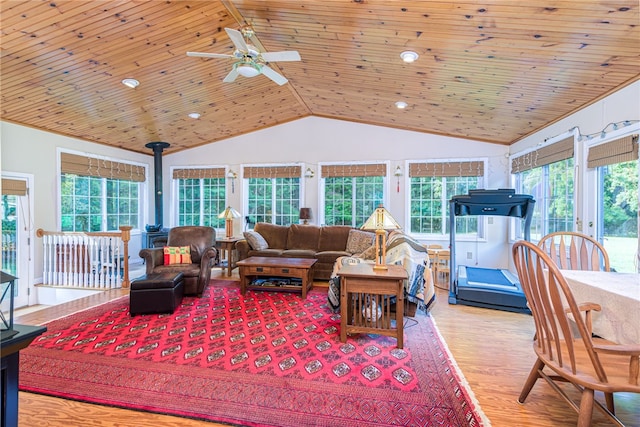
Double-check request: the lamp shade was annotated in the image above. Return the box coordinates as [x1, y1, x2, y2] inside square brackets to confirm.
[218, 206, 241, 239]
[218, 206, 241, 220]
[360, 205, 400, 271]
[361, 205, 401, 231]
[299, 207, 311, 224]
[237, 63, 260, 78]
[299, 208, 312, 220]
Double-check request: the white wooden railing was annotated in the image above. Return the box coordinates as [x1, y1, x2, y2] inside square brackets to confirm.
[36, 227, 131, 289]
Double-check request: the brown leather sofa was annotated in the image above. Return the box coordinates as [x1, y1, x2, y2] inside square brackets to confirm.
[236, 222, 374, 280]
[139, 226, 217, 297]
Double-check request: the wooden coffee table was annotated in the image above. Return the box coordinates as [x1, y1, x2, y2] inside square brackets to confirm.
[237, 257, 317, 298]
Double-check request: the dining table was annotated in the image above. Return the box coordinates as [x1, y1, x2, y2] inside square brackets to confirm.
[560, 270, 640, 345]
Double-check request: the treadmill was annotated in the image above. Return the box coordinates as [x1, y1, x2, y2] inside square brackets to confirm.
[448, 189, 535, 313]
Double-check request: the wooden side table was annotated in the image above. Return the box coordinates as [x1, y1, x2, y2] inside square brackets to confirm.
[216, 237, 241, 276]
[337, 263, 408, 348]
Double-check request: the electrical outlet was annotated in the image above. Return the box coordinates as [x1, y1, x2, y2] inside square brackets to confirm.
[487, 217, 493, 224]
[467, 252, 473, 259]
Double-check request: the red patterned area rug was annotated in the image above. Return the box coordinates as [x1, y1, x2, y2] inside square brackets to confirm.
[20, 280, 489, 427]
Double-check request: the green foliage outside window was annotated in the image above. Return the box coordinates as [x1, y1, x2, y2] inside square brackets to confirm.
[61, 174, 140, 232]
[324, 176, 383, 227]
[247, 177, 300, 226]
[410, 175, 480, 235]
[517, 158, 574, 240]
[603, 161, 638, 237]
[177, 178, 225, 228]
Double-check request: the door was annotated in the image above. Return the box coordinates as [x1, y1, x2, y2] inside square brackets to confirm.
[1, 175, 34, 308]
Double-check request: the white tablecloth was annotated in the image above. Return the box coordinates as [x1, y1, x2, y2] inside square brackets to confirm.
[561, 270, 640, 345]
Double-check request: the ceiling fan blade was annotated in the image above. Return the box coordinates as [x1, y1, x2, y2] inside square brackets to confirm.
[187, 51, 234, 59]
[261, 65, 288, 86]
[222, 67, 240, 83]
[225, 28, 248, 52]
[261, 51, 301, 62]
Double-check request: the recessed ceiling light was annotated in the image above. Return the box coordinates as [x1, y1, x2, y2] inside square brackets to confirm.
[395, 101, 408, 109]
[400, 51, 419, 63]
[188, 112, 201, 119]
[121, 78, 140, 88]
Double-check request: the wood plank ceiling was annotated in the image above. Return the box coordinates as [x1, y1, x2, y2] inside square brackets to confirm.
[1, 0, 639, 155]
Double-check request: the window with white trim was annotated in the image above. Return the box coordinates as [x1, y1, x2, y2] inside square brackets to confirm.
[321, 163, 386, 227]
[173, 168, 226, 228]
[60, 152, 144, 232]
[244, 165, 301, 226]
[589, 134, 639, 273]
[409, 161, 484, 237]
[511, 136, 575, 241]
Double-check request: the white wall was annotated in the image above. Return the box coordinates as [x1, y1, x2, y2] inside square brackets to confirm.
[0, 122, 153, 286]
[165, 117, 511, 268]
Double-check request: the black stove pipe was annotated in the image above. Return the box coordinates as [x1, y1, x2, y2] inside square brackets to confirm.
[145, 141, 170, 228]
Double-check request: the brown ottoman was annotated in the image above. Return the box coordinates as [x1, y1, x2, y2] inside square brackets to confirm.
[130, 272, 184, 316]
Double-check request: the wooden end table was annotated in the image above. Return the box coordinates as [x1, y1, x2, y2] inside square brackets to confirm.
[216, 237, 241, 276]
[237, 257, 317, 298]
[337, 263, 408, 348]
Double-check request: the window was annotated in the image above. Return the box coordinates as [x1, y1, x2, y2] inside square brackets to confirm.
[512, 136, 575, 241]
[173, 168, 226, 228]
[321, 163, 386, 227]
[589, 134, 639, 273]
[60, 153, 144, 232]
[409, 161, 484, 236]
[244, 165, 301, 226]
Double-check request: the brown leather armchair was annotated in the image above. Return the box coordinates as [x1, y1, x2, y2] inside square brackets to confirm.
[139, 226, 217, 297]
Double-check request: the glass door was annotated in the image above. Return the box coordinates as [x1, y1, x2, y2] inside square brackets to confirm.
[2, 175, 33, 308]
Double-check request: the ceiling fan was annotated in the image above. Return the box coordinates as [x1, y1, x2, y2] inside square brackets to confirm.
[187, 27, 301, 86]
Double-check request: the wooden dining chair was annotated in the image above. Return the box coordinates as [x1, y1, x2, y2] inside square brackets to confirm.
[537, 231, 610, 271]
[425, 248, 438, 283]
[433, 249, 450, 290]
[512, 240, 640, 426]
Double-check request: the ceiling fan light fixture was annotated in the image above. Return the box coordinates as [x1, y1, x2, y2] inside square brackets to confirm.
[395, 101, 408, 109]
[400, 51, 419, 63]
[236, 63, 261, 78]
[121, 78, 140, 88]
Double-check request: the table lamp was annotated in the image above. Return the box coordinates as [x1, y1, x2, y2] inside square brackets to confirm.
[299, 207, 312, 225]
[361, 204, 401, 270]
[218, 206, 241, 238]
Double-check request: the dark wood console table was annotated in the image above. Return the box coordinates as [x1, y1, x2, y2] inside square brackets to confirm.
[1, 324, 47, 427]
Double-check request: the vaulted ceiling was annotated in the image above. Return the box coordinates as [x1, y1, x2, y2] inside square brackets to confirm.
[1, 1, 639, 155]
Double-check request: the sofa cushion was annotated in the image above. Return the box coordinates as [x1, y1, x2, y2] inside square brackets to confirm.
[248, 249, 285, 257]
[346, 229, 376, 254]
[282, 249, 316, 258]
[243, 230, 269, 250]
[315, 250, 351, 263]
[254, 222, 289, 249]
[287, 224, 321, 250]
[318, 225, 353, 251]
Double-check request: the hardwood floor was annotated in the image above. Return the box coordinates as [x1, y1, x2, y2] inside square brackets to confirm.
[15, 269, 640, 426]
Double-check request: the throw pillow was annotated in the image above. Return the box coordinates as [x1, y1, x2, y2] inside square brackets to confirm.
[163, 246, 192, 265]
[346, 229, 375, 254]
[357, 244, 377, 260]
[243, 230, 269, 250]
